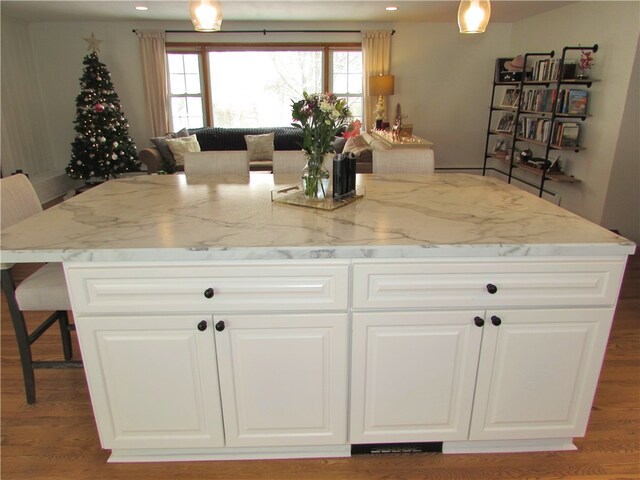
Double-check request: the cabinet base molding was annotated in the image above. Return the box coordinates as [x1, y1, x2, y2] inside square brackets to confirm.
[442, 438, 577, 454]
[108, 445, 351, 463]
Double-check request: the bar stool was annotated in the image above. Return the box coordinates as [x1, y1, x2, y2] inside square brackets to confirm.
[0, 174, 82, 404]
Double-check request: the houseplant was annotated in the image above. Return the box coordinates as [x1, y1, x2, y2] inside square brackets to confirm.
[291, 92, 355, 199]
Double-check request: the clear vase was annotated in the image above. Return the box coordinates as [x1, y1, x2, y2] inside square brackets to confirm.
[301, 153, 330, 200]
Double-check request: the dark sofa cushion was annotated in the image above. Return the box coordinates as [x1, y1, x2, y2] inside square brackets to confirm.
[190, 127, 303, 152]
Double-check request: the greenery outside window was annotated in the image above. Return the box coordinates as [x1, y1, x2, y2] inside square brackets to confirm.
[166, 44, 362, 131]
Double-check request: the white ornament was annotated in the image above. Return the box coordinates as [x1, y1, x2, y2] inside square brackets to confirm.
[76, 160, 82, 165]
[90, 137, 96, 142]
[111, 154, 118, 160]
[113, 141, 119, 147]
[99, 136, 106, 143]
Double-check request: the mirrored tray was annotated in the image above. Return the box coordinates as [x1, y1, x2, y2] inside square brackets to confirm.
[271, 185, 365, 211]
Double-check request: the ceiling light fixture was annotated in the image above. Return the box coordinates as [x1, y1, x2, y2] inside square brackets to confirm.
[189, 0, 223, 32]
[135, 6, 148, 11]
[458, 0, 491, 34]
[385, 6, 398, 11]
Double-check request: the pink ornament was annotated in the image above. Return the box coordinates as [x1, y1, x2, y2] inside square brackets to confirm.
[93, 103, 105, 113]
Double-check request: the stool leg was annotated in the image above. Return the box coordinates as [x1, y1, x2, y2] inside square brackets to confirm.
[1, 269, 36, 404]
[58, 311, 73, 360]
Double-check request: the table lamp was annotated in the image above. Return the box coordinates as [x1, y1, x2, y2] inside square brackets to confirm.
[369, 75, 395, 130]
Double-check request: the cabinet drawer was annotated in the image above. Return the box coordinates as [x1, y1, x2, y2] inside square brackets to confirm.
[66, 262, 349, 314]
[352, 259, 625, 309]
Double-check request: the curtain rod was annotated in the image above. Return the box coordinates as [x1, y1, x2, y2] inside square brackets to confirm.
[132, 29, 394, 35]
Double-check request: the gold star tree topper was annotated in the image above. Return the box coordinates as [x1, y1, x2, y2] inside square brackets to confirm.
[83, 33, 102, 53]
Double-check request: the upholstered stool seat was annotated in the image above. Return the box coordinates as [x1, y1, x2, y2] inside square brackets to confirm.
[15, 263, 70, 311]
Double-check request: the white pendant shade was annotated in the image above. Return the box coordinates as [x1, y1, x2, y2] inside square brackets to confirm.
[458, 0, 491, 34]
[190, 0, 223, 32]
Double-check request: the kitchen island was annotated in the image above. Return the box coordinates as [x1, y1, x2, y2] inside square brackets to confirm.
[1, 173, 634, 463]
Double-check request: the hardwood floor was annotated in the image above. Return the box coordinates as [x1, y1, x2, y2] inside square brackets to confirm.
[2, 257, 638, 480]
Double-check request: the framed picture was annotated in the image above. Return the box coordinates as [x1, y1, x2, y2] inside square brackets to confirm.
[493, 139, 510, 158]
[495, 113, 515, 133]
[501, 88, 521, 108]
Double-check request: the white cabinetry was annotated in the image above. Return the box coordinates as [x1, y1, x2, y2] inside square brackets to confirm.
[469, 308, 613, 441]
[350, 310, 482, 443]
[215, 313, 347, 447]
[350, 258, 625, 451]
[66, 261, 350, 461]
[76, 315, 224, 450]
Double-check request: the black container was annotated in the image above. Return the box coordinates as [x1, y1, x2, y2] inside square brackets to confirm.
[346, 152, 357, 194]
[332, 154, 349, 198]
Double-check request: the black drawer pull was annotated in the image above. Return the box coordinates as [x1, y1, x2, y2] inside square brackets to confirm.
[491, 315, 502, 326]
[486, 283, 498, 294]
[215, 321, 225, 332]
[204, 288, 215, 299]
[197, 320, 208, 331]
[474, 316, 485, 327]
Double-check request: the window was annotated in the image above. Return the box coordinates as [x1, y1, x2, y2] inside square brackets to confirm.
[208, 50, 322, 127]
[167, 53, 205, 131]
[330, 50, 363, 124]
[166, 44, 362, 130]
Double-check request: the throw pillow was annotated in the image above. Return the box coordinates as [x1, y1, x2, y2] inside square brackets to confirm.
[332, 136, 348, 154]
[244, 133, 275, 161]
[343, 135, 370, 156]
[150, 128, 190, 169]
[165, 134, 201, 166]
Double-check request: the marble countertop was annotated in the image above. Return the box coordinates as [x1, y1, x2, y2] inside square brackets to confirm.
[0, 173, 634, 262]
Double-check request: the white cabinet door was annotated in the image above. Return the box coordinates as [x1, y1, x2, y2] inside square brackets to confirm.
[470, 308, 615, 440]
[214, 313, 348, 447]
[76, 315, 224, 450]
[350, 311, 483, 443]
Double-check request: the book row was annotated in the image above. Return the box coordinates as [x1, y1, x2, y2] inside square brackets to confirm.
[502, 88, 588, 115]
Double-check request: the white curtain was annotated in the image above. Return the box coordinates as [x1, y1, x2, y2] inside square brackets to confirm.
[136, 30, 169, 137]
[362, 30, 392, 132]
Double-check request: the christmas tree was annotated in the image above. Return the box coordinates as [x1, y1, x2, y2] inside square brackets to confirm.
[66, 45, 140, 180]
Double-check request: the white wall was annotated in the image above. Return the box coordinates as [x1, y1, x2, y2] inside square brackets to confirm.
[601, 34, 640, 243]
[509, 1, 640, 227]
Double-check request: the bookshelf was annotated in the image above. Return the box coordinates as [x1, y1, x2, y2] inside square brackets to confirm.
[482, 44, 598, 197]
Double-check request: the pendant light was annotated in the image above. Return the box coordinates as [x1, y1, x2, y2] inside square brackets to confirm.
[190, 0, 223, 32]
[458, 0, 491, 34]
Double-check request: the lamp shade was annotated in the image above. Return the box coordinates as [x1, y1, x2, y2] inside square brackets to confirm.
[190, 0, 223, 32]
[458, 0, 491, 34]
[369, 75, 395, 96]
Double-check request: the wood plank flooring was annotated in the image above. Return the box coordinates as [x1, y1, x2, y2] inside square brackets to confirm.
[2, 256, 638, 480]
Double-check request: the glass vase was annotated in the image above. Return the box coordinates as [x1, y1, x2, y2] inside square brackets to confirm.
[301, 153, 330, 200]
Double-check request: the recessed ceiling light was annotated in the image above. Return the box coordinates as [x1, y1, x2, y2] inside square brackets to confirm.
[135, 6, 149, 11]
[386, 6, 398, 11]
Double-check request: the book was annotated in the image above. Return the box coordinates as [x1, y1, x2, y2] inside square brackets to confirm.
[567, 90, 588, 115]
[559, 122, 580, 147]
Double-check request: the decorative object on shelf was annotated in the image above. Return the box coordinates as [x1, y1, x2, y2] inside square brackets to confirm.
[291, 92, 355, 200]
[458, 0, 491, 33]
[577, 46, 595, 80]
[271, 184, 364, 211]
[391, 103, 409, 141]
[189, 0, 223, 32]
[369, 75, 395, 130]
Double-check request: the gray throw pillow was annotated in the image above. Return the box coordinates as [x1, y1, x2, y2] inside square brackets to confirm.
[150, 128, 190, 167]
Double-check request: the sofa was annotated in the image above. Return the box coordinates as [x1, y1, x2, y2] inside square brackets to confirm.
[138, 126, 375, 175]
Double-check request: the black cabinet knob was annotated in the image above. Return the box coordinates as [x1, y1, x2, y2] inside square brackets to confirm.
[486, 283, 498, 294]
[474, 316, 485, 327]
[197, 320, 208, 331]
[215, 321, 225, 332]
[491, 315, 502, 326]
[204, 288, 215, 299]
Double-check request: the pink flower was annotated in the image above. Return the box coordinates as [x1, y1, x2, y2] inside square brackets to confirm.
[342, 119, 361, 139]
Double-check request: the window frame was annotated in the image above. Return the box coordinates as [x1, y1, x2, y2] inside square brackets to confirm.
[165, 42, 362, 129]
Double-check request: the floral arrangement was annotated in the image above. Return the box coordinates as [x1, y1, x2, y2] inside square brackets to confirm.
[579, 49, 595, 71]
[291, 92, 359, 198]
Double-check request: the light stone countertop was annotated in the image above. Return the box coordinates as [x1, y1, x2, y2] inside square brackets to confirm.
[0, 173, 634, 263]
